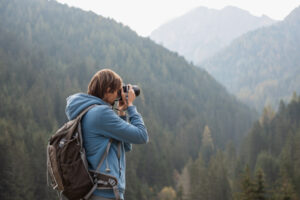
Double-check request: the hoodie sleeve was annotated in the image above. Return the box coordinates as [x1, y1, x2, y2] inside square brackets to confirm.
[119, 115, 132, 151]
[93, 106, 149, 144]
[124, 142, 132, 152]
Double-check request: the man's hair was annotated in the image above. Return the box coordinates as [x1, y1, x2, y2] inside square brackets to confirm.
[87, 69, 122, 99]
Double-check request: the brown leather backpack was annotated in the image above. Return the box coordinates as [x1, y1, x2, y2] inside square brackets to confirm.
[47, 105, 121, 200]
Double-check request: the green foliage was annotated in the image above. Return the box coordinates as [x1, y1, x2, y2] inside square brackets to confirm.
[238, 167, 267, 200]
[200, 125, 215, 164]
[254, 169, 267, 200]
[0, 119, 55, 200]
[239, 166, 255, 200]
[273, 177, 297, 200]
[188, 151, 232, 200]
[255, 152, 280, 185]
[238, 94, 300, 199]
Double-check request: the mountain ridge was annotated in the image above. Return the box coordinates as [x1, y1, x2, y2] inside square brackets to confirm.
[150, 5, 276, 63]
[202, 5, 300, 111]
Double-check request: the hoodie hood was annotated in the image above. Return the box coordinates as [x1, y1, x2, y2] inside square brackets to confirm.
[65, 93, 110, 120]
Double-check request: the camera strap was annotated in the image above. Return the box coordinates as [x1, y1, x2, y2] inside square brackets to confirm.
[125, 92, 129, 106]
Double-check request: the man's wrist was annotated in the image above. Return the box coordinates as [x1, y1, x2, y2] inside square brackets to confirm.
[118, 110, 126, 116]
[128, 103, 133, 107]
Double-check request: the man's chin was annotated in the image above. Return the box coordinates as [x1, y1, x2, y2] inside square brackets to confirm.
[110, 101, 116, 106]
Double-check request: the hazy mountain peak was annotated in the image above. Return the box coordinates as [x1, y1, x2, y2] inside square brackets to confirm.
[285, 5, 300, 22]
[261, 14, 271, 19]
[150, 5, 276, 63]
[193, 6, 210, 11]
[222, 5, 250, 13]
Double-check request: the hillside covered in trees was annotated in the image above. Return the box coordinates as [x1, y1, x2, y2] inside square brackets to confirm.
[202, 6, 300, 111]
[0, 0, 256, 199]
[175, 94, 300, 200]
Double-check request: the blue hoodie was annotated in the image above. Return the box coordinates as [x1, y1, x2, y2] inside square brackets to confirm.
[65, 93, 148, 199]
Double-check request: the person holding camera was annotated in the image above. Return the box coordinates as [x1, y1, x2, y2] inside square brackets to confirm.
[65, 69, 148, 200]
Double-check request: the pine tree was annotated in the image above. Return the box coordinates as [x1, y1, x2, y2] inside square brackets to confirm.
[176, 163, 191, 200]
[272, 175, 297, 200]
[200, 125, 214, 164]
[239, 166, 255, 200]
[259, 105, 275, 125]
[254, 169, 267, 200]
[209, 151, 232, 200]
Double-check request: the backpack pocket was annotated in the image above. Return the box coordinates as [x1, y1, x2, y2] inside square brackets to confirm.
[61, 158, 94, 199]
[47, 145, 64, 190]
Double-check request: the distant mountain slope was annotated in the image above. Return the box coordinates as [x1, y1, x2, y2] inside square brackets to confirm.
[150, 6, 275, 63]
[0, 0, 256, 199]
[202, 6, 300, 111]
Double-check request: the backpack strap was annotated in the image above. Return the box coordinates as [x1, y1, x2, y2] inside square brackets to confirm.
[77, 104, 98, 120]
[96, 139, 113, 172]
[95, 139, 121, 172]
[77, 104, 98, 151]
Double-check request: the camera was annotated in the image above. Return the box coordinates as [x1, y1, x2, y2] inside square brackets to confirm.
[118, 85, 140, 101]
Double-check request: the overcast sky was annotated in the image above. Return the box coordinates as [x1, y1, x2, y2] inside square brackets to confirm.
[56, 0, 300, 37]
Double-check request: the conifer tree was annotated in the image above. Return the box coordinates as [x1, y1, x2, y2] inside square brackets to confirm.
[200, 125, 214, 164]
[259, 105, 275, 125]
[272, 174, 297, 200]
[254, 169, 267, 200]
[176, 163, 191, 200]
[240, 166, 255, 200]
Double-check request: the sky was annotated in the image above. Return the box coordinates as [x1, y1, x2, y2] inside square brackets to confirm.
[56, 0, 300, 37]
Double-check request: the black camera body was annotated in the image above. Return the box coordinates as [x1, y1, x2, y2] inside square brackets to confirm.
[118, 85, 140, 101]
[122, 85, 140, 96]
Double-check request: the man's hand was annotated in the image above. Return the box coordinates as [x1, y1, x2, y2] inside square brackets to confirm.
[127, 84, 136, 106]
[118, 84, 136, 115]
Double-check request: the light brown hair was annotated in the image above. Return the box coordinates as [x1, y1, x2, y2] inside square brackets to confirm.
[87, 69, 122, 99]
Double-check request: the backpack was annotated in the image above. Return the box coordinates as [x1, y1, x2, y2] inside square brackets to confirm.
[47, 105, 121, 200]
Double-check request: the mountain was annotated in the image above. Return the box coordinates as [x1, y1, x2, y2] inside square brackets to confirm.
[202, 6, 300, 111]
[0, 0, 256, 199]
[150, 6, 276, 63]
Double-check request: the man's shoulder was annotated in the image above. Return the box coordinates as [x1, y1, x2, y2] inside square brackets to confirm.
[86, 105, 115, 119]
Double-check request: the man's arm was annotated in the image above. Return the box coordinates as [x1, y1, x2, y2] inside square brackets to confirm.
[93, 105, 148, 144]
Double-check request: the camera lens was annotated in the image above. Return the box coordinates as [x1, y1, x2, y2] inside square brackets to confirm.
[132, 85, 140, 97]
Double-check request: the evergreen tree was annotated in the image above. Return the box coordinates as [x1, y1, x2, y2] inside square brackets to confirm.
[254, 169, 267, 200]
[272, 173, 298, 200]
[176, 163, 191, 200]
[259, 105, 275, 125]
[239, 166, 255, 200]
[200, 125, 214, 164]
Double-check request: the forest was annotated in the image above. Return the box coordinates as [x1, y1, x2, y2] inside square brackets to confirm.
[182, 95, 300, 200]
[0, 0, 299, 199]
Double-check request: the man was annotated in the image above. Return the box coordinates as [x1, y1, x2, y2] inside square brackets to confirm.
[65, 69, 149, 200]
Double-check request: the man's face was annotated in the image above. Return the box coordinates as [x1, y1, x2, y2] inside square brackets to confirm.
[103, 87, 122, 105]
